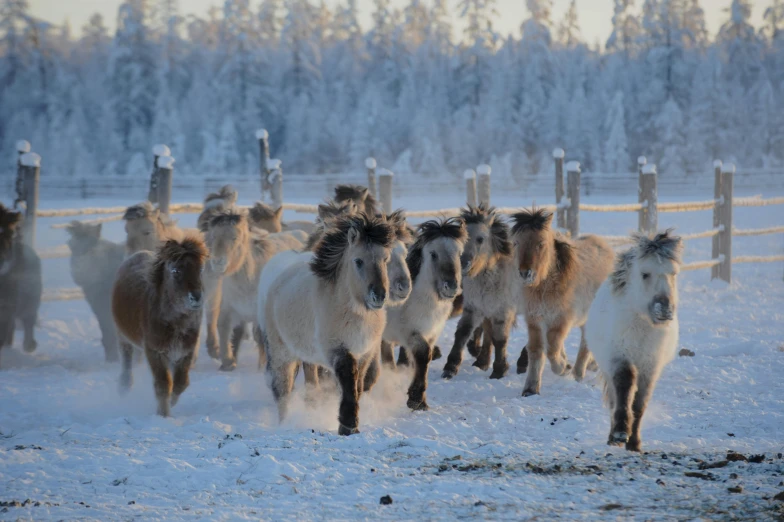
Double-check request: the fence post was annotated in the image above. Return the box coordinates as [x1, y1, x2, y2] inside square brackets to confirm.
[711, 160, 723, 280]
[464, 169, 477, 207]
[566, 161, 581, 238]
[156, 155, 175, 215]
[641, 163, 658, 234]
[717, 163, 734, 283]
[365, 157, 377, 199]
[14, 140, 31, 208]
[553, 148, 565, 229]
[149, 144, 169, 203]
[257, 129, 270, 196]
[268, 159, 283, 209]
[637, 156, 647, 232]
[477, 164, 491, 207]
[19, 152, 40, 248]
[378, 168, 394, 215]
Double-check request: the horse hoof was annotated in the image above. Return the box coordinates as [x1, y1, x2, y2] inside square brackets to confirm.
[625, 439, 642, 452]
[572, 369, 584, 382]
[338, 424, 360, 436]
[207, 345, 220, 360]
[441, 366, 458, 380]
[467, 345, 480, 358]
[472, 360, 490, 371]
[521, 388, 539, 397]
[431, 346, 442, 360]
[489, 363, 509, 380]
[407, 398, 429, 411]
[516, 363, 528, 374]
[609, 431, 629, 445]
[170, 394, 180, 407]
[219, 361, 237, 372]
[23, 340, 37, 353]
[588, 360, 599, 372]
[118, 373, 133, 394]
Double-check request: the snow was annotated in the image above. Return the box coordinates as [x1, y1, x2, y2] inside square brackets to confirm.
[156, 155, 175, 169]
[476, 164, 491, 176]
[267, 159, 282, 171]
[365, 157, 377, 169]
[638, 156, 647, 166]
[463, 169, 476, 180]
[19, 152, 41, 168]
[552, 148, 565, 159]
[642, 164, 657, 175]
[1, 188, 784, 519]
[723, 163, 737, 174]
[255, 129, 269, 141]
[378, 168, 394, 178]
[565, 160, 581, 172]
[714, 160, 724, 169]
[152, 144, 170, 157]
[16, 140, 31, 153]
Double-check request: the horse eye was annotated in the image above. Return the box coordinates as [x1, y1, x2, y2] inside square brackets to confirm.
[430, 251, 438, 261]
[476, 237, 484, 245]
[354, 258, 364, 268]
[642, 273, 650, 281]
[144, 232, 152, 236]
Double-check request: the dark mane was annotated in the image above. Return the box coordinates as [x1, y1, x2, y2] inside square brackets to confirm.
[386, 209, 413, 245]
[334, 184, 379, 215]
[635, 229, 683, 263]
[317, 199, 356, 221]
[204, 185, 238, 208]
[610, 250, 636, 295]
[249, 202, 279, 222]
[310, 214, 395, 283]
[209, 211, 246, 229]
[511, 208, 552, 235]
[407, 217, 467, 282]
[461, 205, 512, 256]
[151, 235, 209, 288]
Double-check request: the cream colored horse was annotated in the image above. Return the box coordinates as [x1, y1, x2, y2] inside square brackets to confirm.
[123, 202, 187, 255]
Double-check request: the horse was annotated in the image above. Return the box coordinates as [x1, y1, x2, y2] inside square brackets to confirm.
[511, 208, 613, 397]
[383, 218, 467, 411]
[197, 185, 238, 232]
[248, 202, 316, 234]
[303, 199, 358, 252]
[261, 214, 395, 435]
[123, 202, 186, 255]
[65, 221, 125, 361]
[587, 231, 682, 452]
[0, 204, 41, 361]
[333, 184, 378, 216]
[112, 235, 208, 416]
[442, 205, 521, 380]
[204, 211, 307, 371]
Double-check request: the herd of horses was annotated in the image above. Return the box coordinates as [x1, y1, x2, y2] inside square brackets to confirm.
[0, 184, 683, 452]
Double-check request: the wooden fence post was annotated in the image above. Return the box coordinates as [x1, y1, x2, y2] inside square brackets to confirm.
[19, 152, 40, 248]
[477, 164, 491, 207]
[641, 163, 658, 234]
[149, 144, 169, 203]
[156, 155, 175, 215]
[268, 159, 283, 209]
[365, 157, 377, 198]
[14, 140, 31, 208]
[553, 148, 565, 229]
[717, 163, 734, 283]
[378, 168, 394, 215]
[637, 156, 647, 232]
[464, 169, 477, 207]
[711, 160, 723, 280]
[257, 129, 270, 196]
[566, 161, 581, 238]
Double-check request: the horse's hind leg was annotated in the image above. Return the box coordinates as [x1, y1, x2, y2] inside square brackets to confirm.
[303, 362, 320, 405]
[397, 346, 410, 367]
[442, 310, 478, 379]
[572, 326, 593, 382]
[21, 311, 37, 353]
[229, 323, 245, 360]
[361, 350, 380, 394]
[146, 348, 173, 417]
[406, 333, 432, 411]
[171, 351, 196, 409]
[380, 340, 395, 369]
[253, 324, 267, 370]
[608, 360, 637, 447]
[516, 346, 529, 374]
[488, 312, 514, 380]
[118, 340, 134, 393]
[472, 319, 493, 371]
[466, 325, 483, 358]
[545, 321, 571, 376]
[331, 347, 360, 435]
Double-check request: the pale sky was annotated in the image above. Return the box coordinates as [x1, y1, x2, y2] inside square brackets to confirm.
[30, 0, 768, 47]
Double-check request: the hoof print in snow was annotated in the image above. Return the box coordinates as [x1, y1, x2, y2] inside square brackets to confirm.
[728, 486, 743, 494]
[748, 454, 766, 463]
[699, 460, 729, 470]
[111, 478, 128, 486]
[599, 503, 625, 511]
[678, 348, 695, 357]
[685, 472, 716, 481]
[656, 479, 666, 487]
[379, 495, 393, 505]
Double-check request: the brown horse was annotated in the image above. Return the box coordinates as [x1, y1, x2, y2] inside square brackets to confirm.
[112, 235, 208, 416]
[0, 204, 41, 361]
[248, 202, 316, 234]
[511, 209, 613, 397]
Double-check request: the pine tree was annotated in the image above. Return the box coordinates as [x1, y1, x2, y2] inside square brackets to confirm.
[557, 0, 581, 48]
[603, 91, 630, 172]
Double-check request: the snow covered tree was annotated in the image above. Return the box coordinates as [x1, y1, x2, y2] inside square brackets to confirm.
[557, 0, 582, 48]
[603, 91, 630, 172]
[654, 96, 686, 175]
[607, 0, 639, 55]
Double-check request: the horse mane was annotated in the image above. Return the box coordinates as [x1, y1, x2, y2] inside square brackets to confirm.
[334, 184, 378, 215]
[151, 235, 209, 288]
[123, 202, 155, 221]
[204, 185, 238, 209]
[407, 217, 468, 282]
[317, 199, 356, 220]
[610, 230, 682, 296]
[249, 202, 279, 222]
[386, 209, 413, 245]
[209, 211, 246, 229]
[65, 220, 101, 238]
[460, 205, 512, 257]
[510, 207, 552, 235]
[310, 214, 395, 283]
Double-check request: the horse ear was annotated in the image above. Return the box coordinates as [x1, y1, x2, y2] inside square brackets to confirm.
[274, 206, 284, 220]
[544, 212, 554, 227]
[92, 223, 102, 237]
[347, 225, 360, 246]
[2, 210, 22, 228]
[151, 208, 160, 219]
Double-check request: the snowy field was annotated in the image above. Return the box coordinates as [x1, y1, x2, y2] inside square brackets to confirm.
[2, 187, 784, 520]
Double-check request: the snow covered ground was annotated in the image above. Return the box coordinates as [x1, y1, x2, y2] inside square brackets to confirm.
[1, 188, 784, 520]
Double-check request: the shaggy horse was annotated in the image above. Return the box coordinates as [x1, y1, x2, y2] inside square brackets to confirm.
[65, 221, 125, 361]
[204, 211, 307, 371]
[262, 214, 395, 435]
[197, 185, 238, 232]
[333, 184, 379, 216]
[511, 209, 613, 397]
[248, 202, 316, 234]
[112, 236, 208, 416]
[442, 206, 521, 380]
[123, 202, 185, 255]
[303, 199, 358, 252]
[587, 231, 682, 452]
[0, 204, 41, 361]
[383, 218, 467, 411]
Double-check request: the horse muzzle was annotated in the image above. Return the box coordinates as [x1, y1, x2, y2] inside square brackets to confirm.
[649, 301, 674, 324]
[438, 280, 459, 300]
[187, 291, 204, 310]
[210, 259, 228, 274]
[365, 289, 387, 310]
[519, 269, 536, 286]
[391, 280, 411, 303]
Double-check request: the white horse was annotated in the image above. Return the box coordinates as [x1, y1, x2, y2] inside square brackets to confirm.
[586, 230, 682, 452]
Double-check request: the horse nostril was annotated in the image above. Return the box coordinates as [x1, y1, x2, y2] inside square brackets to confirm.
[190, 291, 202, 303]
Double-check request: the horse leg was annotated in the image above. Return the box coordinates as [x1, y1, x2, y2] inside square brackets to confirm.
[572, 326, 593, 382]
[545, 321, 571, 376]
[302, 362, 320, 405]
[361, 349, 381, 394]
[472, 319, 493, 371]
[406, 333, 432, 411]
[21, 310, 37, 353]
[118, 340, 135, 393]
[442, 310, 478, 379]
[146, 348, 173, 417]
[380, 340, 396, 369]
[488, 312, 514, 379]
[466, 325, 483, 358]
[96, 306, 119, 362]
[218, 309, 236, 371]
[522, 320, 545, 397]
[230, 323, 245, 360]
[171, 352, 195, 408]
[204, 276, 222, 360]
[608, 359, 637, 447]
[627, 373, 653, 452]
[516, 345, 529, 374]
[431, 345, 442, 360]
[253, 324, 267, 371]
[331, 346, 360, 435]
[397, 346, 410, 367]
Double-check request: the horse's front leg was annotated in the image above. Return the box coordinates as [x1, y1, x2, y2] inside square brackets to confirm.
[609, 359, 637, 447]
[146, 347, 173, 417]
[396, 346, 410, 367]
[472, 319, 493, 371]
[360, 348, 380, 394]
[572, 326, 593, 382]
[406, 333, 432, 411]
[545, 320, 571, 376]
[331, 346, 360, 435]
[442, 309, 479, 379]
[204, 276, 222, 359]
[96, 304, 119, 362]
[217, 308, 236, 371]
[171, 330, 199, 408]
[21, 311, 37, 353]
[522, 319, 545, 397]
[229, 323, 245, 360]
[488, 311, 514, 379]
[466, 325, 483, 358]
[118, 340, 135, 393]
[253, 324, 267, 370]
